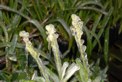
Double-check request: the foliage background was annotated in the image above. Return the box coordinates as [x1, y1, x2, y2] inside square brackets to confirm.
[0, 0, 122, 82]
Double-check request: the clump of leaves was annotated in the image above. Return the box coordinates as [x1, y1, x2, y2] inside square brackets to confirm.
[18, 14, 107, 82]
[0, 0, 116, 81]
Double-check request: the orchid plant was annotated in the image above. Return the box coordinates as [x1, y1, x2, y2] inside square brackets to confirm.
[19, 24, 80, 82]
[19, 14, 107, 82]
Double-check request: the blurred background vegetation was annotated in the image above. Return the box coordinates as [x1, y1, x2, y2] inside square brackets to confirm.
[0, 0, 122, 82]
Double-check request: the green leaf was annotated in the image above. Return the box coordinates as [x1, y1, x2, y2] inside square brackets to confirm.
[8, 34, 18, 61]
[20, 80, 35, 82]
[45, 67, 59, 82]
[28, 19, 47, 44]
[104, 27, 109, 64]
[57, 0, 65, 10]
[93, 7, 113, 48]
[76, 58, 89, 82]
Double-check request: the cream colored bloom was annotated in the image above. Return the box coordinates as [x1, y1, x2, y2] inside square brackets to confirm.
[46, 24, 59, 41]
[71, 14, 90, 80]
[45, 24, 62, 78]
[71, 14, 83, 37]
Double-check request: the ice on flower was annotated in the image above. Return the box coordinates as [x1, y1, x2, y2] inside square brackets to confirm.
[46, 24, 59, 41]
[71, 14, 83, 30]
[19, 31, 29, 38]
[45, 24, 56, 35]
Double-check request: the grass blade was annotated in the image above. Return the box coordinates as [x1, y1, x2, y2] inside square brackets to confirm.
[93, 7, 113, 48]
[104, 27, 109, 64]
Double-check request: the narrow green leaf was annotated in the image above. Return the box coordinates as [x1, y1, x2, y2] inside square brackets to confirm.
[2, 12, 10, 24]
[8, 34, 18, 54]
[57, 0, 65, 10]
[77, 6, 107, 15]
[31, 0, 41, 20]
[8, 34, 18, 61]
[0, 5, 30, 20]
[56, 18, 72, 38]
[0, 22, 8, 42]
[76, 58, 89, 82]
[83, 17, 92, 56]
[78, 1, 104, 9]
[104, 27, 109, 64]
[45, 67, 60, 82]
[93, 7, 113, 48]
[28, 19, 47, 44]
[0, 43, 10, 48]
[92, 14, 102, 33]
